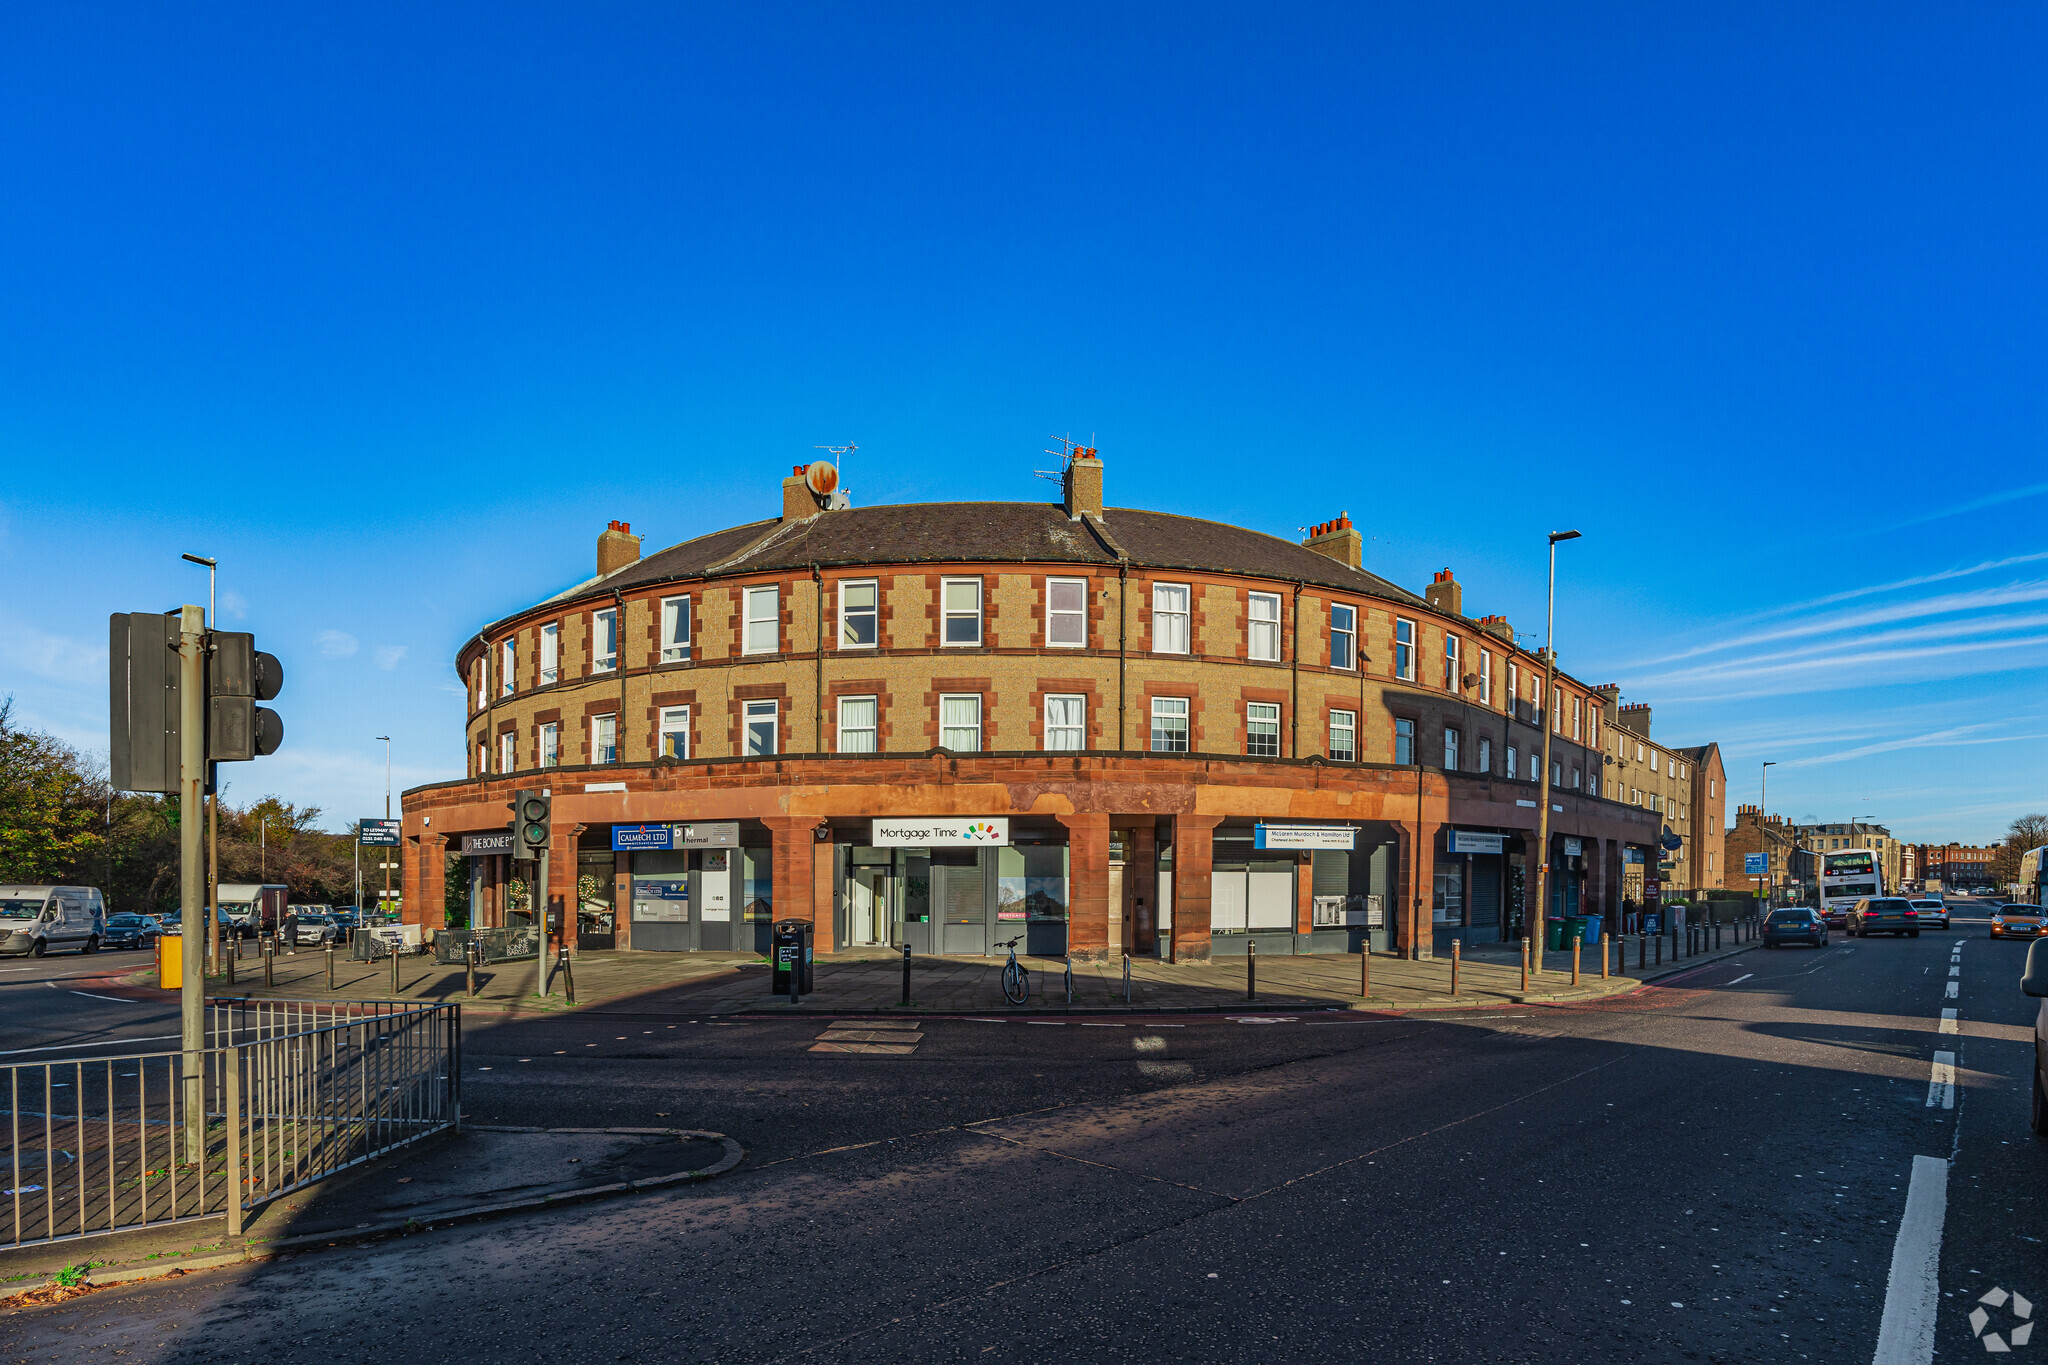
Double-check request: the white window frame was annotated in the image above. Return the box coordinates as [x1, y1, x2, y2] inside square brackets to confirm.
[1444, 633, 1460, 690]
[540, 623, 559, 686]
[1247, 592, 1282, 662]
[743, 586, 779, 655]
[1571, 766, 1582, 789]
[939, 693, 983, 751]
[838, 579, 879, 650]
[836, 695, 877, 753]
[1246, 702, 1280, 758]
[498, 730, 515, 774]
[1650, 750, 1661, 773]
[591, 713, 618, 765]
[1046, 578, 1088, 648]
[1395, 618, 1415, 680]
[744, 699, 778, 756]
[1443, 726, 1459, 771]
[1479, 649, 1492, 704]
[1152, 583, 1191, 655]
[658, 705, 690, 760]
[473, 663, 485, 714]
[500, 639, 516, 697]
[592, 608, 619, 673]
[1573, 697, 1584, 742]
[660, 596, 691, 664]
[1328, 709, 1356, 762]
[1478, 736, 1492, 773]
[941, 578, 983, 647]
[476, 740, 486, 777]
[1150, 696, 1190, 752]
[540, 721, 559, 768]
[1044, 693, 1085, 750]
[1329, 603, 1357, 671]
[1394, 717, 1415, 765]
[1506, 745, 1518, 779]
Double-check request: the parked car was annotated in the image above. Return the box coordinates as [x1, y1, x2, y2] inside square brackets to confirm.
[2022, 941, 2048, 1135]
[0, 886, 107, 957]
[102, 913, 162, 950]
[1909, 899, 1951, 930]
[160, 908, 256, 941]
[288, 913, 343, 947]
[1848, 897, 1921, 938]
[1764, 908, 1829, 949]
[1992, 905, 2046, 941]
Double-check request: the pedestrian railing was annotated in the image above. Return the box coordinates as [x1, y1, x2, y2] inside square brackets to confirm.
[431, 925, 540, 965]
[4, 998, 459, 1251]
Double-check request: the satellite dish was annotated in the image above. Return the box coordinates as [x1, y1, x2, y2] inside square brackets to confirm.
[805, 461, 839, 497]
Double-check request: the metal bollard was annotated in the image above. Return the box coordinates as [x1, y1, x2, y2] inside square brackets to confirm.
[1360, 945, 1371, 999]
[1654, 933, 1662, 966]
[391, 941, 401, 995]
[467, 941, 478, 998]
[1450, 938, 1461, 997]
[226, 941, 235, 985]
[1520, 934, 1529, 993]
[562, 949, 576, 1006]
[901, 942, 912, 1006]
[1123, 953, 1132, 1005]
[1246, 937, 1257, 1001]
[1601, 932, 1609, 979]
[326, 944, 335, 991]
[263, 935, 274, 988]
[1571, 933, 1581, 986]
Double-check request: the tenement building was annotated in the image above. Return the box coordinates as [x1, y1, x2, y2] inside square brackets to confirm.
[398, 453, 1693, 962]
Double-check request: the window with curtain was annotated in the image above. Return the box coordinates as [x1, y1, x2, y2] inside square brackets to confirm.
[540, 623, 559, 684]
[498, 731, 514, 773]
[1046, 578, 1088, 646]
[1044, 694, 1085, 750]
[1328, 709, 1356, 762]
[660, 597, 690, 663]
[658, 706, 689, 759]
[744, 587, 778, 654]
[500, 639, 516, 696]
[1247, 592, 1281, 661]
[839, 580, 878, 648]
[1150, 696, 1189, 752]
[592, 713, 617, 764]
[592, 609, 619, 672]
[1246, 702, 1280, 757]
[744, 699, 777, 755]
[1329, 603, 1356, 670]
[1152, 584, 1190, 653]
[939, 694, 982, 751]
[942, 579, 982, 646]
[837, 696, 877, 753]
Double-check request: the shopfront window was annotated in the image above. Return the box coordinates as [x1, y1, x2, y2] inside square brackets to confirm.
[997, 845, 1069, 924]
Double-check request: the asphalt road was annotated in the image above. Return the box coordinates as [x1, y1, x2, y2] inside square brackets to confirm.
[0, 945, 176, 1060]
[6, 902, 2043, 1365]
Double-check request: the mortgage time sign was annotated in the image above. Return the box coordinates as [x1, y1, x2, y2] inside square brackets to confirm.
[869, 818, 1010, 847]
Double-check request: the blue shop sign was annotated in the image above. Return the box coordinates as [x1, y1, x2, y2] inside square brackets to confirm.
[613, 824, 678, 851]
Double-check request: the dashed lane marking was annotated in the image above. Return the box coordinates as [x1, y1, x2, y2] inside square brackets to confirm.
[1926, 1052, 1956, 1109]
[1871, 1156, 1949, 1365]
[1727, 974, 1754, 986]
[1944, 980, 1959, 999]
[1939, 1008, 1958, 1035]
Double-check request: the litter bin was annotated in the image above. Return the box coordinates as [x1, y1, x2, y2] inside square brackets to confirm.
[1545, 918, 1567, 951]
[1580, 913, 1603, 946]
[1563, 914, 1590, 948]
[771, 919, 813, 996]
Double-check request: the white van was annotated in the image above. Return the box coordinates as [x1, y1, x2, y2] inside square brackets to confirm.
[0, 886, 108, 957]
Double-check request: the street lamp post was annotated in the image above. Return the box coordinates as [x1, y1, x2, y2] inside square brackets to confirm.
[377, 735, 392, 920]
[1530, 530, 1581, 977]
[1759, 761, 1777, 908]
[181, 554, 218, 970]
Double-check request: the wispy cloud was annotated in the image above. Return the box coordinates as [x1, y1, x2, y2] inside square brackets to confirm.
[1625, 580, 2048, 671]
[317, 630, 359, 658]
[1883, 479, 2048, 532]
[1636, 633, 2048, 701]
[1780, 724, 2048, 768]
[374, 645, 407, 670]
[0, 620, 106, 685]
[1735, 551, 2048, 623]
[219, 589, 248, 621]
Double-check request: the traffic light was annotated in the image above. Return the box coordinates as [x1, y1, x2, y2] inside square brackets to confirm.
[510, 789, 551, 860]
[206, 631, 285, 762]
[109, 612, 181, 793]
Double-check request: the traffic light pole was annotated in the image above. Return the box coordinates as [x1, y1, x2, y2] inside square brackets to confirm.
[534, 848, 549, 998]
[177, 605, 206, 1163]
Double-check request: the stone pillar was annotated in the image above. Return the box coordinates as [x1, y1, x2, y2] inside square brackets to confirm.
[1294, 850, 1314, 936]
[1396, 818, 1442, 960]
[1169, 815, 1225, 964]
[1131, 824, 1158, 955]
[1059, 812, 1112, 963]
[551, 831, 579, 953]
[812, 831, 836, 955]
[613, 850, 633, 952]
[416, 834, 446, 933]
[764, 817, 819, 944]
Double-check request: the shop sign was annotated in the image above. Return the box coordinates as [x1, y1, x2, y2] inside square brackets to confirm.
[869, 817, 1010, 847]
[613, 824, 677, 851]
[1253, 824, 1356, 851]
[1446, 830, 1505, 855]
[358, 818, 401, 848]
[1563, 837, 1583, 858]
[631, 879, 689, 922]
[461, 831, 515, 857]
[681, 822, 740, 849]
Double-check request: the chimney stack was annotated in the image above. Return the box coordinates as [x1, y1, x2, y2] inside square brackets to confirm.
[1476, 613, 1514, 642]
[1594, 683, 1622, 723]
[597, 520, 641, 576]
[1302, 513, 1363, 569]
[1616, 702, 1652, 738]
[1424, 568, 1462, 618]
[1063, 446, 1104, 519]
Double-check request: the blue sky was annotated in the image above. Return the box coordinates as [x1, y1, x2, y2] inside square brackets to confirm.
[2, 4, 2043, 842]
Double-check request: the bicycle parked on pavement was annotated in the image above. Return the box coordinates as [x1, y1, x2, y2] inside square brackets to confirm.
[999, 935, 1030, 1005]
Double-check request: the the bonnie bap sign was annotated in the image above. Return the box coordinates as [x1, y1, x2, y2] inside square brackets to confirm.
[869, 818, 1010, 847]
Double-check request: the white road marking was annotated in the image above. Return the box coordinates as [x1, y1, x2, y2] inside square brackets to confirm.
[1944, 981, 1959, 999]
[0, 1032, 183, 1057]
[1871, 1155, 1949, 1365]
[1948, 966, 1960, 978]
[69, 991, 135, 1003]
[1926, 1053, 1956, 1109]
[1939, 1009, 1958, 1036]
[1727, 974, 1754, 986]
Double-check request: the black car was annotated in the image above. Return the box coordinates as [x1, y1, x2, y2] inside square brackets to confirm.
[1849, 897, 1921, 938]
[1764, 908, 1829, 949]
[102, 913, 161, 950]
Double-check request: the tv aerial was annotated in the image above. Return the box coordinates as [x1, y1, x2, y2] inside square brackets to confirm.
[1036, 433, 1098, 486]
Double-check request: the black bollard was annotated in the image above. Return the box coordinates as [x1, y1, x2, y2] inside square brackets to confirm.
[1246, 937, 1257, 1001]
[901, 942, 911, 1007]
